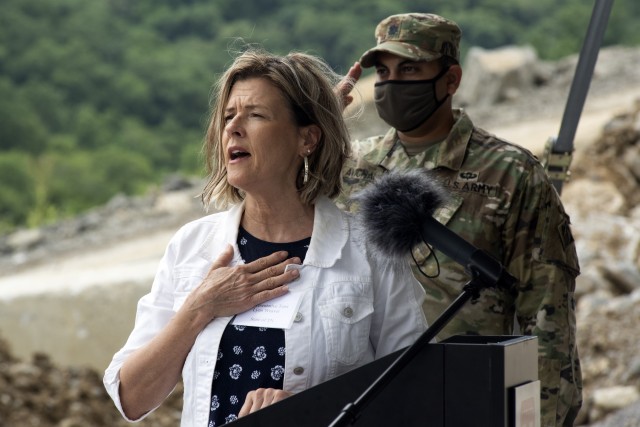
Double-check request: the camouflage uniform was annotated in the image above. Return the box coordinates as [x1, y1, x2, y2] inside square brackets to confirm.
[336, 110, 582, 426]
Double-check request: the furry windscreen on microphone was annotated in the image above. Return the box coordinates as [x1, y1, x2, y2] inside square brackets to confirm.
[354, 169, 448, 259]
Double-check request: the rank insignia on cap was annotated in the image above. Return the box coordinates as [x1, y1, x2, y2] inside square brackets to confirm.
[387, 23, 399, 37]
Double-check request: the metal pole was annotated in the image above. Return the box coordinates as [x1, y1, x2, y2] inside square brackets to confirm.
[543, 0, 614, 193]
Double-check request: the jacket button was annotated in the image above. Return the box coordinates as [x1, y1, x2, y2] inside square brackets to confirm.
[294, 312, 303, 322]
[293, 367, 304, 375]
[343, 307, 354, 318]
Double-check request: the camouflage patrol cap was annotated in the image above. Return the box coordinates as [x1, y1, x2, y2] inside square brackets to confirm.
[360, 13, 461, 68]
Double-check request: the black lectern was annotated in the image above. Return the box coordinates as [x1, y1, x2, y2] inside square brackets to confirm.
[228, 335, 538, 427]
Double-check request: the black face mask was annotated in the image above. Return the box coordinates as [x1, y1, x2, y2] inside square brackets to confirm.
[374, 67, 450, 132]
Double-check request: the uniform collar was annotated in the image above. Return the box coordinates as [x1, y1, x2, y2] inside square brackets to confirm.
[365, 109, 474, 172]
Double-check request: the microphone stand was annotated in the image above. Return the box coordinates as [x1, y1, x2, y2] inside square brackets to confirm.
[328, 252, 516, 427]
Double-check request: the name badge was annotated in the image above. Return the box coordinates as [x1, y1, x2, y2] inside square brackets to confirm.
[232, 264, 304, 329]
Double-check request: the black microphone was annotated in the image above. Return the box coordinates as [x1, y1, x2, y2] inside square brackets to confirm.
[354, 169, 515, 289]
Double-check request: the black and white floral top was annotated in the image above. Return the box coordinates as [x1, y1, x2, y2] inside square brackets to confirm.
[208, 226, 310, 426]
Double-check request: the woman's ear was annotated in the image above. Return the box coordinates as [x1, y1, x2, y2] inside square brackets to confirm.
[300, 124, 322, 155]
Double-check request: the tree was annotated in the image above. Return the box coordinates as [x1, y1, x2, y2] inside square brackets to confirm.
[0, 79, 48, 154]
[0, 152, 36, 231]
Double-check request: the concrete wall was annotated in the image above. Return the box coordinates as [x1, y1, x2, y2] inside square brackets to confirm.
[0, 281, 150, 372]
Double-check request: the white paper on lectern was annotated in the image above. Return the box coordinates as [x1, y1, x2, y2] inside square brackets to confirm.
[513, 380, 541, 427]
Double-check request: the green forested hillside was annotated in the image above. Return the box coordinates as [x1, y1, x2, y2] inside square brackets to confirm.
[1, 0, 638, 232]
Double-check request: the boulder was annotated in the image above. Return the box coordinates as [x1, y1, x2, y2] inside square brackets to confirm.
[456, 45, 541, 107]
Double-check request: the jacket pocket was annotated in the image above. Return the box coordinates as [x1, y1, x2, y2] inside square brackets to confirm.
[318, 296, 374, 365]
[172, 267, 206, 312]
[172, 291, 191, 312]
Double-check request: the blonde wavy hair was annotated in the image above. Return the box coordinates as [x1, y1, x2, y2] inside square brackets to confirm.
[201, 48, 352, 210]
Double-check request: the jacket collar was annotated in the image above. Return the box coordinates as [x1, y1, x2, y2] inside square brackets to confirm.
[199, 196, 347, 269]
[305, 196, 347, 268]
[199, 202, 245, 265]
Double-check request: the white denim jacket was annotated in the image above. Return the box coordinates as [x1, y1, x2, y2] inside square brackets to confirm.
[103, 196, 428, 427]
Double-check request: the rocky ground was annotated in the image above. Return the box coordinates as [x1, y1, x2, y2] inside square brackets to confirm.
[2, 45, 640, 426]
[0, 335, 183, 426]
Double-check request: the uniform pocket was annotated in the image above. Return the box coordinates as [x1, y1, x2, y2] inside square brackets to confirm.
[318, 296, 374, 365]
[533, 193, 580, 277]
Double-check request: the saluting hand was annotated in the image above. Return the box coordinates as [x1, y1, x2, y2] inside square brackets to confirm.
[336, 61, 362, 110]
